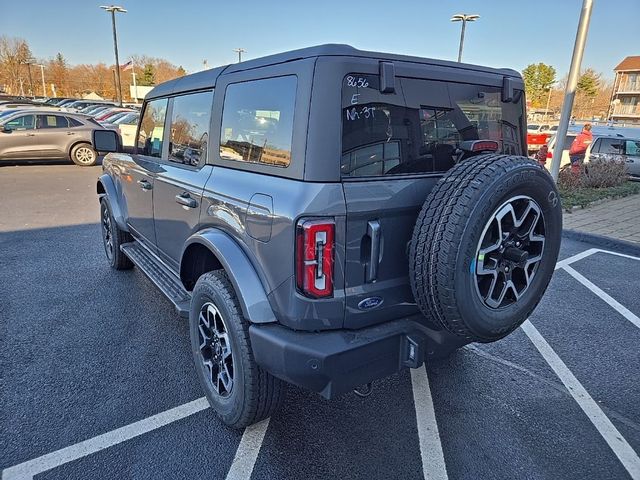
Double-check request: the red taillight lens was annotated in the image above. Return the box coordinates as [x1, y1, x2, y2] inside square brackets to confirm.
[472, 140, 499, 152]
[295, 219, 335, 298]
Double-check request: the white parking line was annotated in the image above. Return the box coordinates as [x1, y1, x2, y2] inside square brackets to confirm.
[1, 397, 210, 480]
[554, 248, 599, 270]
[411, 366, 448, 480]
[225, 418, 270, 480]
[563, 265, 640, 330]
[521, 320, 640, 480]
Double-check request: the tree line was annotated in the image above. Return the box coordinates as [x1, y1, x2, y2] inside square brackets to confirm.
[0, 36, 186, 101]
[522, 62, 613, 120]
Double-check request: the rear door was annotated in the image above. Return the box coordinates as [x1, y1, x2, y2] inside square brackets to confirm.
[153, 90, 214, 269]
[34, 114, 71, 157]
[624, 139, 640, 177]
[341, 72, 526, 329]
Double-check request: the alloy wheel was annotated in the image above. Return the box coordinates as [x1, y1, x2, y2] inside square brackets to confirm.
[198, 302, 234, 397]
[474, 195, 546, 309]
[101, 203, 114, 260]
[75, 147, 95, 165]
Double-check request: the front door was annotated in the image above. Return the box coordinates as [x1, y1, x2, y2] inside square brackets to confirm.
[0, 114, 36, 158]
[123, 97, 169, 244]
[152, 90, 214, 269]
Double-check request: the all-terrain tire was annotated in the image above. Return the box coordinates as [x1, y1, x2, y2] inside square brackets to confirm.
[409, 154, 562, 342]
[190, 271, 286, 429]
[100, 197, 134, 270]
[71, 143, 98, 166]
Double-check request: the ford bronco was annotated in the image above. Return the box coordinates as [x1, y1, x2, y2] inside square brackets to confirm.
[93, 45, 562, 428]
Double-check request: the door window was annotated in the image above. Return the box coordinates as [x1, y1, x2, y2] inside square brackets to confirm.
[625, 139, 640, 156]
[137, 98, 168, 157]
[220, 76, 297, 167]
[597, 138, 624, 154]
[36, 115, 69, 129]
[168, 90, 213, 167]
[4, 114, 35, 130]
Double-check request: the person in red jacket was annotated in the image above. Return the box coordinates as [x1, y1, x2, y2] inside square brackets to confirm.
[569, 123, 593, 173]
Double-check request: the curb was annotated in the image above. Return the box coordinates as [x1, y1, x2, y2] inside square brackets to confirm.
[562, 229, 640, 256]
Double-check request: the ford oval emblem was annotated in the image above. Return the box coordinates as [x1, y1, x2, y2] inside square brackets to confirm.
[358, 296, 383, 310]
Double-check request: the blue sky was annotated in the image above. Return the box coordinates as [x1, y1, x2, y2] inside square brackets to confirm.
[2, 0, 638, 79]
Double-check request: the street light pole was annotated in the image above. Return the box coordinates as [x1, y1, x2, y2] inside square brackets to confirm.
[35, 64, 46, 97]
[100, 5, 127, 106]
[549, 0, 594, 181]
[25, 62, 34, 97]
[233, 48, 246, 63]
[451, 14, 480, 62]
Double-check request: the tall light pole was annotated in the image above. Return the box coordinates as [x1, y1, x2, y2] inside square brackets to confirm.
[100, 5, 127, 106]
[34, 64, 46, 97]
[549, 0, 594, 181]
[451, 14, 480, 62]
[233, 48, 246, 63]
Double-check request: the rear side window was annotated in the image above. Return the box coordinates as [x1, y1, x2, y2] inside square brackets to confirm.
[341, 74, 525, 177]
[168, 90, 213, 167]
[68, 117, 83, 127]
[37, 115, 69, 129]
[137, 98, 168, 157]
[220, 76, 296, 167]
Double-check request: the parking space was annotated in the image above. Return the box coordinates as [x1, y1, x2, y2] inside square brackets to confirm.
[1, 164, 640, 480]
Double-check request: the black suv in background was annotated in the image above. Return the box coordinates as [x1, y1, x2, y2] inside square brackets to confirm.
[93, 45, 562, 428]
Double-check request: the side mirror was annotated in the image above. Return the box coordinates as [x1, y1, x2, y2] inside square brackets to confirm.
[92, 129, 121, 153]
[1, 125, 12, 133]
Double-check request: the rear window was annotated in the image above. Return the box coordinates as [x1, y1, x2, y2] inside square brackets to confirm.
[341, 74, 525, 177]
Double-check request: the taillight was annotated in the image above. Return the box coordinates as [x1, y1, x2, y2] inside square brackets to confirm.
[296, 219, 335, 298]
[472, 140, 499, 152]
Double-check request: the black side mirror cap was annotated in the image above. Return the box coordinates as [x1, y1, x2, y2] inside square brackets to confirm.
[1, 125, 11, 133]
[92, 129, 121, 153]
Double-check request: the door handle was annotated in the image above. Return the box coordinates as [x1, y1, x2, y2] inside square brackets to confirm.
[175, 193, 197, 208]
[137, 179, 152, 191]
[66, 132, 75, 135]
[366, 220, 381, 283]
[26, 133, 36, 137]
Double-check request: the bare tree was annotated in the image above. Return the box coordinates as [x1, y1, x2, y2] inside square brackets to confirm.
[0, 36, 33, 95]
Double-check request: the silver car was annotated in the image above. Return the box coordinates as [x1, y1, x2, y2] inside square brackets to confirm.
[0, 109, 110, 166]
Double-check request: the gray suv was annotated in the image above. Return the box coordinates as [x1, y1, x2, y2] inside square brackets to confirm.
[93, 45, 562, 428]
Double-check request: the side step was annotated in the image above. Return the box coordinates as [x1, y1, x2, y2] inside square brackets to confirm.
[120, 242, 191, 318]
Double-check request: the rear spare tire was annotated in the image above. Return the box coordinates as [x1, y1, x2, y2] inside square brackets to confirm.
[409, 154, 562, 342]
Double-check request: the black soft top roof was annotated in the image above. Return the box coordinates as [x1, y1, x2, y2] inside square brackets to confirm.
[146, 43, 521, 99]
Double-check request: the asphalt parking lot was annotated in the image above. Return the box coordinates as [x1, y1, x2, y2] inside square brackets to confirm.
[1, 163, 639, 480]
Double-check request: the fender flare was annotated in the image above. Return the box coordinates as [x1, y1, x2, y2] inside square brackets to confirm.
[182, 229, 277, 324]
[97, 173, 128, 232]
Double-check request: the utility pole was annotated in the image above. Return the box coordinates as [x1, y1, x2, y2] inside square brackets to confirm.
[233, 48, 246, 63]
[549, 0, 594, 181]
[450, 14, 479, 62]
[24, 62, 35, 97]
[100, 5, 127, 106]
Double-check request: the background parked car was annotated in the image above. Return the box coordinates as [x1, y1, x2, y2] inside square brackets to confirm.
[0, 110, 111, 166]
[545, 131, 640, 178]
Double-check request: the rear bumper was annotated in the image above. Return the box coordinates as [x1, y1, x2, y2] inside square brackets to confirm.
[249, 316, 469, 399]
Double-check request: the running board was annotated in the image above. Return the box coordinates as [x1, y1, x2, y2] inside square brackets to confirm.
[120, 242, 191, 318]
